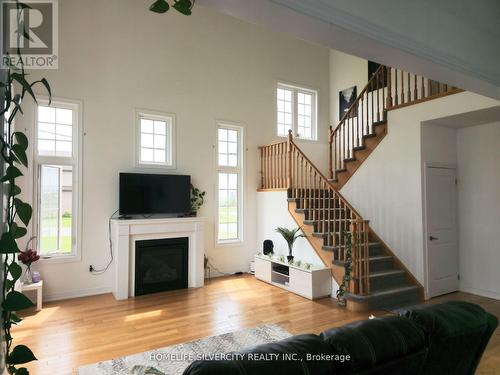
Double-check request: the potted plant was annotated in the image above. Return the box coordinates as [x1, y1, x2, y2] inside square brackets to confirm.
[18, 237, 40, 285]
[275, 226, 306, 263]
[190, 184, 206, 216]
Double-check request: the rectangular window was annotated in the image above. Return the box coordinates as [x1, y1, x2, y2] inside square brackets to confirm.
[136, 111, 175, 167]
[277, 83, 317, 140]
[35, 100, 80, 259]
[217, 125, 243, 243]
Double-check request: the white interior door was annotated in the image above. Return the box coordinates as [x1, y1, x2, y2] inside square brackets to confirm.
[426, 166, 459, 298]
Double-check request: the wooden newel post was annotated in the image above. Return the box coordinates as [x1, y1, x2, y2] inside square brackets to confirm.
[328, 126, 334, 179]
[287, 129, 293, 189]
[386, 66, 393, 108]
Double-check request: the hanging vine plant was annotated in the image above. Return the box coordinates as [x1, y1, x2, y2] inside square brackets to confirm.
[1, 2, 52, 374]
[336, 232, 353, 305]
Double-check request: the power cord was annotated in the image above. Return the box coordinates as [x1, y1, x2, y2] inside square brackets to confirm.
[207, 259, 243, 276]
[90, 209, 119, 275]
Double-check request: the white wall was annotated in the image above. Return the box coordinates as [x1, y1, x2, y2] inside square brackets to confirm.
[456, 122, 500, 299]
[329, 50, 367, 125]
[257, 191, 323, 266]
[340, 92, 499, 288]
[17, 0, 330, 301]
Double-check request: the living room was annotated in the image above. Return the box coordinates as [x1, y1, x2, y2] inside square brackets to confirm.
[1, 0, 499, 374]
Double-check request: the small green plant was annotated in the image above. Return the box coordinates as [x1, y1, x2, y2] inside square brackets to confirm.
[304, 263, 311, 270]
[190, 184, 206, 215]
[149, 0, 195, 15]
[275, 227, 306, 261]
[336, 233, 353, 304]
[295, 260, 302, 267]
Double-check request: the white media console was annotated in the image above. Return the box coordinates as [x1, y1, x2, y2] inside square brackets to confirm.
[254, 254, 331, 300]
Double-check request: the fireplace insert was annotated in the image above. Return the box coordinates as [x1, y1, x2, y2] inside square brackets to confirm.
[135, 237, 188, 296]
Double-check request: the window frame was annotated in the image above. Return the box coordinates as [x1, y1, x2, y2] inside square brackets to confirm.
[135, 109, 176, 169]
[33, 97, 83, 262]
[216, 122, 244, 246]
[276, 82, 318, 141]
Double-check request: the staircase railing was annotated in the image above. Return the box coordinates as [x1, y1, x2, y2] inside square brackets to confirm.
[329, 65, 463, 180]
[260, 132, 371, 295]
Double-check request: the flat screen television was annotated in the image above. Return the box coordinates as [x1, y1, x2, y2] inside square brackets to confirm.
[119, 173, 191, 216]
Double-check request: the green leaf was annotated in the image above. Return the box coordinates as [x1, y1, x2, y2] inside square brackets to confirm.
[14, 199, 32, 226]
[9, 262, 22, 281]
[0, 165, 23, 182]
[11, 144, 28, 167]
[2, 291, 34, 312]
[11, 223, 28, 239]
[11, 313, 23, 325]
[0, 232, 20, 253]
[11, 73, 37, 104]
[150, 0, 169, 13]
[7, 345, 37, 365]
[13, 132, 29, 150]
[173, 0, 193, 15]
[40, 78, 51, 104]
[5, 279, 14, 291]
[14, 367, 29, 375]
[11, 184, 22, 196]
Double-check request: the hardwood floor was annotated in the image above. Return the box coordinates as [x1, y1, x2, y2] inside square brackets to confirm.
[14, 274, 500, 374]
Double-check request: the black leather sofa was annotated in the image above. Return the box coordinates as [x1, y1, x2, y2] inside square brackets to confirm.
[183, 301, 498, 375]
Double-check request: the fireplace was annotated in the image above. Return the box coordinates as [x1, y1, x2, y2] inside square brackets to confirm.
[135, 237, 188, 296]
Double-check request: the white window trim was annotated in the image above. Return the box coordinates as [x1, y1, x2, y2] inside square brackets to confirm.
[216, 122, 245, 246]
[276, 81, 318, 141]
[135, 109, 176, 169]
[33, 97, 83, 263]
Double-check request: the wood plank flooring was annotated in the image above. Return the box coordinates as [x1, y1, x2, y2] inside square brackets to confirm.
[14, 275, 500, 374]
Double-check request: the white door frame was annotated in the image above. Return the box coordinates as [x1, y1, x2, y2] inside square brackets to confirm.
[422, 161, 458, 300]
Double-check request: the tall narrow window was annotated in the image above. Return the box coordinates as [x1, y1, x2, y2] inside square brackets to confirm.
[217, 124, 243, 243]
[35, 100, 80, 258]
[276, 83, 317, 140]
[136, 111, 175, 168]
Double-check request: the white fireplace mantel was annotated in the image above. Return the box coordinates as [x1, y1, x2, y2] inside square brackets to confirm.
[110, 216, 206, 300]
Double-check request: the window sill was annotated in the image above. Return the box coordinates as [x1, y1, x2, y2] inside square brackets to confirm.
[217, 239, 245, 247]
[136, 162, 176, 169]
[277, 135, 318, 143]
[39, 253, 81, 264]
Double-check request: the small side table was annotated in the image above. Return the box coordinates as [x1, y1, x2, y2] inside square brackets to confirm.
[20, 280, 43, 311]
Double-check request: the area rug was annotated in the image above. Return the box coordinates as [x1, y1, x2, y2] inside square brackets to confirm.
[77, 324, 292, 375]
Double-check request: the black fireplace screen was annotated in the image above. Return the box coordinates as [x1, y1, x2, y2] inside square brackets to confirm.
[135, 237, 188, 296]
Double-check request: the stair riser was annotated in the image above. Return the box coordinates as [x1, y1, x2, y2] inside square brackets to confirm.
[295, 199, 342, 209]
[369, 258, 393, 272]
[367, 289, 419, 311]
[291, 190, 337, 199]
[304, 210, 351, 221]
[328, 245, 383, 258]
[370, 274, 406, 292]
[312, 222, 350, 233]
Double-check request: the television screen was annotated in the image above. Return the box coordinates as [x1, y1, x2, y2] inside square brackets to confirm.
[119, 173, 191, 216]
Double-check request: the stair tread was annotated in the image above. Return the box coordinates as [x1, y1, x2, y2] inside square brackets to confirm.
[370, 269, 405, 278]
[322, 242, 381, 250]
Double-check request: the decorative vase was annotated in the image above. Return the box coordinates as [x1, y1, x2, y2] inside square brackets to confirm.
[337, 296, 346, 307]
[22, 265, 33, 285]
[287, 255, 294, 263]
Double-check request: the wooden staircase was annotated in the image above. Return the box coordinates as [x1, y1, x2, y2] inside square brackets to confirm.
[259, 65, 463, 311]
[328, 65, 462, 190]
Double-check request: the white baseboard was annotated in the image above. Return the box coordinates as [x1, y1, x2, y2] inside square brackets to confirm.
[43, 286, 112, 302]
[459, 286, 500, 301]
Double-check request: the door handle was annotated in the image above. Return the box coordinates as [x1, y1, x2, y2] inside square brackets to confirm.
[429, 236, 438, 241]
